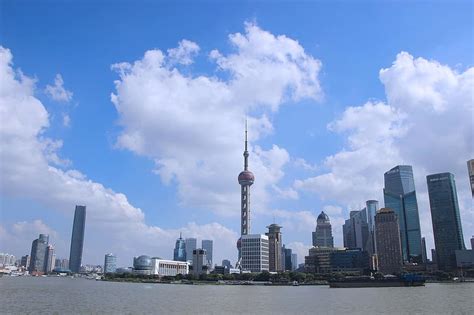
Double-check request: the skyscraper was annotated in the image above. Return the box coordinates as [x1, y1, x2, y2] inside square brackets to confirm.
[237, 121, 255, 260]
[291, 253, 297, 271]
[240, 234, 269, 272]
[383, 165, 422, 263]
[29, 234, 49, 274]
[69, 205, 86, 273]
[421, 237, 428, 264]
[20, 255, 30, 269]
[173, 233, 186, 262]
[471, 236, 474, 250]
[202, 240, 213, 266]
[343, 209, 369, 251]
[427, 172, 466, 271]
[185, 238, 197, 262]
[265, 224, 283, 272]
[366, 200, 379, 233]
[104, 253, 117, 273]
[375, 208, 403, 274]
[283, 246, 293, 271]
[46, 245, 55, 272]
[365, 200, 379, 255]
[192, 249, 208, 276]
[467, 159, 474, 197]
[312, 211, 334, 248]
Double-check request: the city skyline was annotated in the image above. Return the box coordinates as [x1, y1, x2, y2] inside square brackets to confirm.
[1, 1, 473, 266]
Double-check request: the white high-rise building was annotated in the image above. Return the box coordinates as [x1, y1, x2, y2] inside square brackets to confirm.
[240, 234, 269, 272]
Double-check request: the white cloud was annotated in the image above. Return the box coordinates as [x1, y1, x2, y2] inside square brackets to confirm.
[295, 52, 474, 251]
[322, 205, 342, 216]
[44, 73, 73, 102]
[293, 157, 318, 172]
[111, 23, 323, 217]
[167, 39, 200, 65]
[0, 46, 239, 265]
[62, 113, 71, 127]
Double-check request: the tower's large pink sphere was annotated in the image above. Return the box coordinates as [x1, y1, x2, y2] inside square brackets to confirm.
[238, 170, 255, 185]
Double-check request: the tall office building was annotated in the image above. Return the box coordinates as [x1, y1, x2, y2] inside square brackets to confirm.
[237, 122, 255, 259]
[375, 208, 403, 274]
[202, 240, 213, 266]
[343, 209, 369, 252]
[240, 234, 269, 272]
[421, 237, 428, 263]
[104, 253, 117, 273]
[69, 205, 86, 273]
[46, 245, 55, 272]
[471, 236, 474, 250]
[283, 246, 293, 271]
[29, 234, 49, 273]
[185, 238, 197, 262]
[20, 255, 30, 268]
[468, 159, 474, 197]
[312, 211, 334, 248]
[431, 249, 437, 265]
[365, 200, 379, 255]
[366, 200, 379, 233]
[222, 259, 233, 269]
[173, 233, 186, 262]
[384, 165, 422, 263]
[291, 253, 297, 271]
[265, 224, 283, 272]
[427, 173, 466, 271]
[192, 249, 208, 276]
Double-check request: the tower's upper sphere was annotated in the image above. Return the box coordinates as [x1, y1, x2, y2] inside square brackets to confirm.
[317, 211, 330, 223]
[238, 170, 255, 185]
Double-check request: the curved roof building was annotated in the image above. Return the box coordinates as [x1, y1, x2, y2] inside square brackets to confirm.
[312, 211, 334, 248]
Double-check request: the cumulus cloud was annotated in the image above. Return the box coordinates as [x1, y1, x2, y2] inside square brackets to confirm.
[0, 46, 239, 265]
[167, 39, 200, 65]
[111, 23, 323, 217]
[44, 73, 73, 102]
[295, 52, 474, 250]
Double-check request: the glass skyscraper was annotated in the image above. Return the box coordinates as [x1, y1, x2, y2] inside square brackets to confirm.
[69, 205, 86, 273]
[427, 172, 466, 271]
[173, 233, 186, 261]
[383, 165, 422, 263]
[104, 253, 117, 273]
[29, 234, 49, 273]
[202, 240, 213, 266]
[185, 238, 197, 262]
[343, 209, 369, 252]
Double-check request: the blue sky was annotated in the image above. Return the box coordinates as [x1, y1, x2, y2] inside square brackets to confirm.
[1, 1, 473, 266]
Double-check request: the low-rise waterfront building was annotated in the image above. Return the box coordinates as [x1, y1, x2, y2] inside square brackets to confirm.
[133, 255, 153, 275]
[305, 247, 369, 274]
[151, 258, 189, 276]
[455, 249, 474, 269]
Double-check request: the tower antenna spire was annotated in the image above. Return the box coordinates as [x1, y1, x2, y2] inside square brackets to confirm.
[244, 118, 249, 171]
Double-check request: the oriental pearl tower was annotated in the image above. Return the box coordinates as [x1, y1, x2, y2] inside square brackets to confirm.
[236, 121, 254, 260]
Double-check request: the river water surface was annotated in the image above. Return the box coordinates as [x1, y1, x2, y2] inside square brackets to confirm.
[1, 277, 473, 314]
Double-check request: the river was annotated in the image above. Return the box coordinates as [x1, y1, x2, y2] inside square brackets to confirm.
[1, 277, 473, 314]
